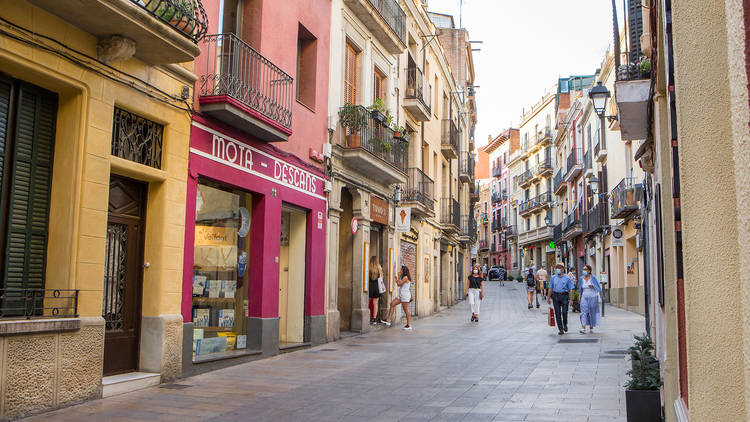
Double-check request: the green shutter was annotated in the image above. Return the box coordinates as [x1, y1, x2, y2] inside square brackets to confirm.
[4, 83, 57, 293]
[0, 78, 10, 229]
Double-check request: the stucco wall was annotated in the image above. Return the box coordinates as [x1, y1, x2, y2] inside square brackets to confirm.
[671, 1, 746, 420]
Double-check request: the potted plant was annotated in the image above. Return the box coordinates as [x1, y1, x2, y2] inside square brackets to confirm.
[380, 139, 393, 153]
[368, 98, 388, 124]
[171, 0, 196, 34]
[625, 334, 662, 422]
[637, 55, 652, 79]
[392, 125, 406, 141]
[338, 104, 366, 147]
[571, 289, 580, 313]
[146, 0, 177, 21]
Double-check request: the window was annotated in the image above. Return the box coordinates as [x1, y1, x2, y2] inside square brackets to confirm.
[0, 77, 58, 309]
[373, 68, 386, 102]
[344, 41, 359, 105]
[296, 23, 317, 107]
[112, 108, 163, 169]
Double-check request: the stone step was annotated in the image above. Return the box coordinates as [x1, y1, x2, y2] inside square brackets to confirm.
[102, 372, 160, 398]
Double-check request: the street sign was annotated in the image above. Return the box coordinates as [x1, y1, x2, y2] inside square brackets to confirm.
[395, 207, 411, 232]
[351, 217, 358, 234]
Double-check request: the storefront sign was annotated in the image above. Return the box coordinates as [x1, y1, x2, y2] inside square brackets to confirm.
[190, 122, 326, 200]
[394, 207, 411, 232]
[370, 196, 389, 226]
[195, 226, 236, 246]
[351, 217, 358, 234]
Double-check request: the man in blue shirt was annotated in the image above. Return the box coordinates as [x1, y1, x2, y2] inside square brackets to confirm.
[547, 262, 575, 335]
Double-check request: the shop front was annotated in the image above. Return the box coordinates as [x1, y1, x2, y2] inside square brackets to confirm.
[181, 118, 327, 374]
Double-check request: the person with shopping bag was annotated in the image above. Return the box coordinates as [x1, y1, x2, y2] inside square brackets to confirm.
[547, 262, 575, 335]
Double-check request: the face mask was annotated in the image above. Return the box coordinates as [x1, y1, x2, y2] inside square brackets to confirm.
[555, 269, 561, 275]
[473, 271, 478, 275]
[582, 270, 589, 276]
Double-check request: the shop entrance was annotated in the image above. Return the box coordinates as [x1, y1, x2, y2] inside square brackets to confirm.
[279, 206, 307, 346]
[103, 175, 146, 376]
[337, 189, 354, 332]
[369, 225, 387, 320]
[400, 241, 417, 315]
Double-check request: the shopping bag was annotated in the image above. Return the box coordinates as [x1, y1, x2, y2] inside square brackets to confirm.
[548, 307, 556, 327]
[377, 276, 386, 294]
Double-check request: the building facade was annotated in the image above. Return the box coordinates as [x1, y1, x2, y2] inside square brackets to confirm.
[484, 130, 514, 270]
[0, 0, 207, 418]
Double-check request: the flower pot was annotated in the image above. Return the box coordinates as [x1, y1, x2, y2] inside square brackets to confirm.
[345, 134, 361, 148]
[393, 131, 402, 139]
[625, 389, 661, 422]
[370, 110, 385, 123]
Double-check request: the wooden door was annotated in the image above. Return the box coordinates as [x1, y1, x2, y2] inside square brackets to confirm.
[103, 175, 146, 376]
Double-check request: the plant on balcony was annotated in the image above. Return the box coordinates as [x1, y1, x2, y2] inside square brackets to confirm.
[636, 55, 652, 79]
[368, 98, 392, 125]
[392, 125, 409, 142]
[339, 104, 366, 147]
[625, 334, 662, 422]
[379, 139, 393, 153]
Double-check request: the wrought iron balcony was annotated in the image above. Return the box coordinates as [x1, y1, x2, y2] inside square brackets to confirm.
[491, 191, 503, 204]
[535, 159, 553, 177]
[199, 33, 294, 142]
[594, 134, 607, 162]
[562, 207, 582, 239]
[536, 127, 553, 145]
[491, 218, 501, 232]
[441, 119, 459, 159]
[459, 152, 475, 183]
[343, 0, 406, 53]
[490, 243, 497, 253]
[492, 166, 502, 178]
[441, 198, 460, 231]
[519, 192, 553, 215]
[584, 150, 593, 177]
[337, 105, 408, 184]
[610, 177, 643, 219]
[583, 202, 609, 234]
[404, 67, 432, 121]
[518, 169, 534, 188]
[0, 288, 79, 319]
[504, 224, 516, 237]
[401, 168, 434, 215]
[564, 147, 583, 182]
[553, 223, 563, 243]
[553, 169, 566, 194]
[479, 240, 489, 251]
[460, 214, 476, 242]
[27, 0, 208, 64]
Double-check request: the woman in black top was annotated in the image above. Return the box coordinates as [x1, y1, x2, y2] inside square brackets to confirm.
[368, 256, 383, 324]
[467, 266, 484, 322]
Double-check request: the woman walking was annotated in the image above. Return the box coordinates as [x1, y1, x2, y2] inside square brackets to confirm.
[381, 265, 413, 330]
[525, 267, 536, 309]
[467, 266, 484, 322]
[368, 256, 383, 325]
[578, 264, 603, 333]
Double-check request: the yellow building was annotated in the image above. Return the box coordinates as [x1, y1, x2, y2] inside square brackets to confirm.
[0, 0, 203, 418]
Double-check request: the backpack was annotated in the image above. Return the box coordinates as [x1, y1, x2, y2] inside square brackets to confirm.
[526, 274, 536, 288]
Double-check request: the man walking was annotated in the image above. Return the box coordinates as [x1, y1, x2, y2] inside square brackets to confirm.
[548, 262, 575, 335]
[535, 266, 548, 301]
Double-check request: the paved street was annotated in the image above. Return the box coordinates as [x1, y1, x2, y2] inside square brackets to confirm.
[26, 282, 643, 422]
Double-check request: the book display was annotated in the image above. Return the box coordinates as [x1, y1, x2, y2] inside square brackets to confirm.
[192, 183, 251, 360]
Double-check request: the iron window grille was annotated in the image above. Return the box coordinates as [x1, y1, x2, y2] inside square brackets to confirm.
[111, 108, 164, 169]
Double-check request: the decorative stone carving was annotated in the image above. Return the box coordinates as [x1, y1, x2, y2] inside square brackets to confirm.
[97, 35, 137, 64]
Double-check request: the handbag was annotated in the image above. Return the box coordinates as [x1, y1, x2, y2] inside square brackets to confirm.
[548, 307, 556, 327]
[377, 276, 386, 294]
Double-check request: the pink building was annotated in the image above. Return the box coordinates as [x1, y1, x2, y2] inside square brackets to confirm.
[182, 0, 331, 373]
[484, 129, 518, 271]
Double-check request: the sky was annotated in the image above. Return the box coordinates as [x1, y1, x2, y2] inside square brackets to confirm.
[426, 0, 623, 147]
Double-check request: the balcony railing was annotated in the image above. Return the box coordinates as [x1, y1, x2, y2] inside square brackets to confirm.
[563, 207, 581, 233]
[535, 127, 552, 144]
[365, 0, 406, 43]
[0, 288, 79, 319]
[565, 147, 583, 180]
[583, 202, 609, 234]
[479, 240, 489, 250]
[441, 198, 460, 228]
[553, 169, 564, 192]
[610, 177, 643, 219]
[584, 150, 592, 171]
[441, 119, 459, 154]
[405, 67, 432, 113]
[518, 169, 534, 186]
[401, 168, 434, 211]
[535, 159, 552, 177]
[460, 214, 476, 240]
[492, 166, 502, 178]
[519, 192, 553, 214]
[337, 105, 408, 173]
[553, 223, 563, 243]
[460, 152, 475, 180]
[200, 33, 294, 130]
[135, 0, 209, 42]
[491, 191, 502, 204]
[490, 243, 497, 253]
[505, 224, 516, 236]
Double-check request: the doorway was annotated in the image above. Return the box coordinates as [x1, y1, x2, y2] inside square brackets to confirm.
[103, 175, 146, 376]
[337, 189, 353, 332]
[279, 206, 307, 346]
[370, 225, 387, 321]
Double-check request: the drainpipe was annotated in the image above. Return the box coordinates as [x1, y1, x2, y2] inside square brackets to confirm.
[642, 176, 651, 333]
[612, 0, 621, 70]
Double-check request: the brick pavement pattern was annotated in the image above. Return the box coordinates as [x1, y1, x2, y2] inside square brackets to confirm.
[24, 281, 643, 422]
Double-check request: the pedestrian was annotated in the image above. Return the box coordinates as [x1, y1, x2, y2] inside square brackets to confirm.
[525, 267, 536, 309]
[535, 266, 548, 301]
[368, 256, 383, 325]
[381, 265, 413, 330]
[578, 264, 603, 333]
[482, 263, 488, 280]
[467, 266, 484, 322]
[548, 262, 575, 335]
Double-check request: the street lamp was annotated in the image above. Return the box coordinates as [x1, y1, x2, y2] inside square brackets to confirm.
[544, 215, 551, 226]
[393, 184, 402, 205]
[589, 82, 618, 124]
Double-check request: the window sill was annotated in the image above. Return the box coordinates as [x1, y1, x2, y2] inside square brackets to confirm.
[0, 318, 81, 336]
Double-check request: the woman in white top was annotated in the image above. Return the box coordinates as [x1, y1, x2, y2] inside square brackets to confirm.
[577, 264, 603, 333]
[381, 265, 413, 330]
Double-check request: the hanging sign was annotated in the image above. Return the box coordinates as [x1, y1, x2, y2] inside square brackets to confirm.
[395, 207, 411, 232]
[351, 217, 359, 234]
[370, 196, 389, 225]
[611, 226, 625, 247]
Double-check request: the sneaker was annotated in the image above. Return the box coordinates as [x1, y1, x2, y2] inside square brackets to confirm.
[470, 315, 476, 322]
[403, 325, 413, 330]
[558, 330, 564, 335]
[579, 329, 587, 334]
[380, 320, 391, 327]
[564, 326, 568, 332]
[474, 316, 479, 322]
[589, 328, 595, 333]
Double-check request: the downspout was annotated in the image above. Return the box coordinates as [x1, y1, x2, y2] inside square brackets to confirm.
[612, 0, 621, 70]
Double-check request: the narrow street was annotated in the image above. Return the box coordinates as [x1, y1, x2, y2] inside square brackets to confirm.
[27, 282, 642, 422]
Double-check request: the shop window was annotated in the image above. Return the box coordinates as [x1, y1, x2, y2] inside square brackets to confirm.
[0, 77, 58, 317]
[296, 23, 317, 108]
[111, 107, 163, 169]
[192, 182, 252, 359]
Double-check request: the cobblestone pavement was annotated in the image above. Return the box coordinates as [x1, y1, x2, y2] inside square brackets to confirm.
[25, 281, 644, 422]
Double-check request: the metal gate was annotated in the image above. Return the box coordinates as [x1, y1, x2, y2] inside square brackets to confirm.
[456, 252, 464, 300]
[399, 241, 417, 315]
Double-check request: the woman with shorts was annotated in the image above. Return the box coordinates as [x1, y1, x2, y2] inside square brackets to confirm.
[381, 265, 413, 330]
[368, 256, 383, 325]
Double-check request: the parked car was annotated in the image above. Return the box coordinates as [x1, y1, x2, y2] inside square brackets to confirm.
[488, 266, 505, 281]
